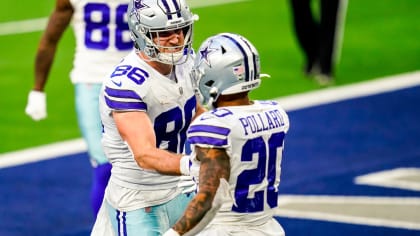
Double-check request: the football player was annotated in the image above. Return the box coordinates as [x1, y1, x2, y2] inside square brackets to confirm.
[164, 33, 290, 236]
[25, 0, 133, 217]
[92, 0, 204, 235]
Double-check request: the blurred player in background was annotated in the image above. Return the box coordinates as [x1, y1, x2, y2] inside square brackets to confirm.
[91, 0, 205, 235]
[24, 0, 133, 218]
[289, 0, 348, 85]
[163, 33, 290, 236]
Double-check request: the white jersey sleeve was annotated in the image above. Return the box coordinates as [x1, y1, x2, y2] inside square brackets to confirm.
[187, 100, 290, 225]
[69, 0, 133, 84]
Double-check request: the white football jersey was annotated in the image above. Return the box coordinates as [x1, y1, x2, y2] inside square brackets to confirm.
[100, 50, 196, 193]
[187, 101, 290, 225]
[69, 0, 132, 83]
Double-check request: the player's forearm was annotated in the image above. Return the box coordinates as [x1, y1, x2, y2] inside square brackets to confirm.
[34, 46, 56, 91]
[172, 192, 214, 235]
[172, 156, 227, 235]
[33, 6, 72, 90]
[134, 148, 183, 175]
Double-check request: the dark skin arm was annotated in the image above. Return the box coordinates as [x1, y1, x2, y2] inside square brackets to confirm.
[34, 0, 73, 91]
[172, 147, 230, 235]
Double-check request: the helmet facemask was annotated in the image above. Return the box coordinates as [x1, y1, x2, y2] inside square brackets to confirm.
[190, 67, 219, 109]
[128, 0, 197, 65]
[152, 25, 193, 64]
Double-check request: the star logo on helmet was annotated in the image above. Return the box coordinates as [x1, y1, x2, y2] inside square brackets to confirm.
[199, 43, 218, 67]
[134, 0, 147, 9]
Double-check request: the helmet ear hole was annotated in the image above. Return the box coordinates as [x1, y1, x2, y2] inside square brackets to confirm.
[205, 80, 214, 87]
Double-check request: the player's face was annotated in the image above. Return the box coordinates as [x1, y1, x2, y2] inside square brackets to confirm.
[152, 28, 185, 53]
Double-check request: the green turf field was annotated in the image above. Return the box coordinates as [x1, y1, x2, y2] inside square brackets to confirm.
[0, 0, 419, 153]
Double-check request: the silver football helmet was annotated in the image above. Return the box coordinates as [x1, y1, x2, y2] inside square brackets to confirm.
[191, 33, 266, 108]
[128, 0, 197, 65]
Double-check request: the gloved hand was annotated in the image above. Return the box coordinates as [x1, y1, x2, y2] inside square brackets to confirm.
[177, 175, 197, 194]
[179, 154, 200, 177]
[25, 90, 47, 121]
[179, 154, 200, 194]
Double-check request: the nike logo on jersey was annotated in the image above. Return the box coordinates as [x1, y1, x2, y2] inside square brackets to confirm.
[111, 80, 122, 87]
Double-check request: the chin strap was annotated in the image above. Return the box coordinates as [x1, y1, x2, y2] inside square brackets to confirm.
[206, 97, 215, 110]
[157, 50, 185, 64]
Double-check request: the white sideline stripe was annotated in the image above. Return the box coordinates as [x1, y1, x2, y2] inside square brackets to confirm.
[276, 208, 420, 230]
[276, 70, 420, 111]
[277, 195, 420, 204]
[275, 195, 420, 230]
[0, 18, 48, 36]
[1, 71, 419, 168]
[355, 168, 420, 191]
[0, 0, 247, 36]
[0, 139, 87, 168]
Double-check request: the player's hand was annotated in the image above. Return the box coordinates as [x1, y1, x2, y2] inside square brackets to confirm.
[180, 154, 200, 177]
[162, 228, 180, 236]
[177, 175, 197, 194]
[25, 90, 47, 121]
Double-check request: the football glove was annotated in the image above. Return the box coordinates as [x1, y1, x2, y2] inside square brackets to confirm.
[179, 154, 200, 177]
[25, 90, 47, 121]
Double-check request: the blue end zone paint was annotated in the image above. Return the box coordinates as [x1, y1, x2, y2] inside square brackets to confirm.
[0, 86, 419, 235]
[0, 153, 93, 236]
[280, 86, 420, 197]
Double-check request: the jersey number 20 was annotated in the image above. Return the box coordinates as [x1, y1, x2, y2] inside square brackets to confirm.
[233, 132, 285, 213]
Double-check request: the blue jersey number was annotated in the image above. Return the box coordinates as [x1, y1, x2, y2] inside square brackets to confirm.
[110, 65, 149, 85]
[108, 65, 195, 153]
[155, 96, 196, 153]
[232, 132, 285, 213]
[84, 3, 132, 50]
